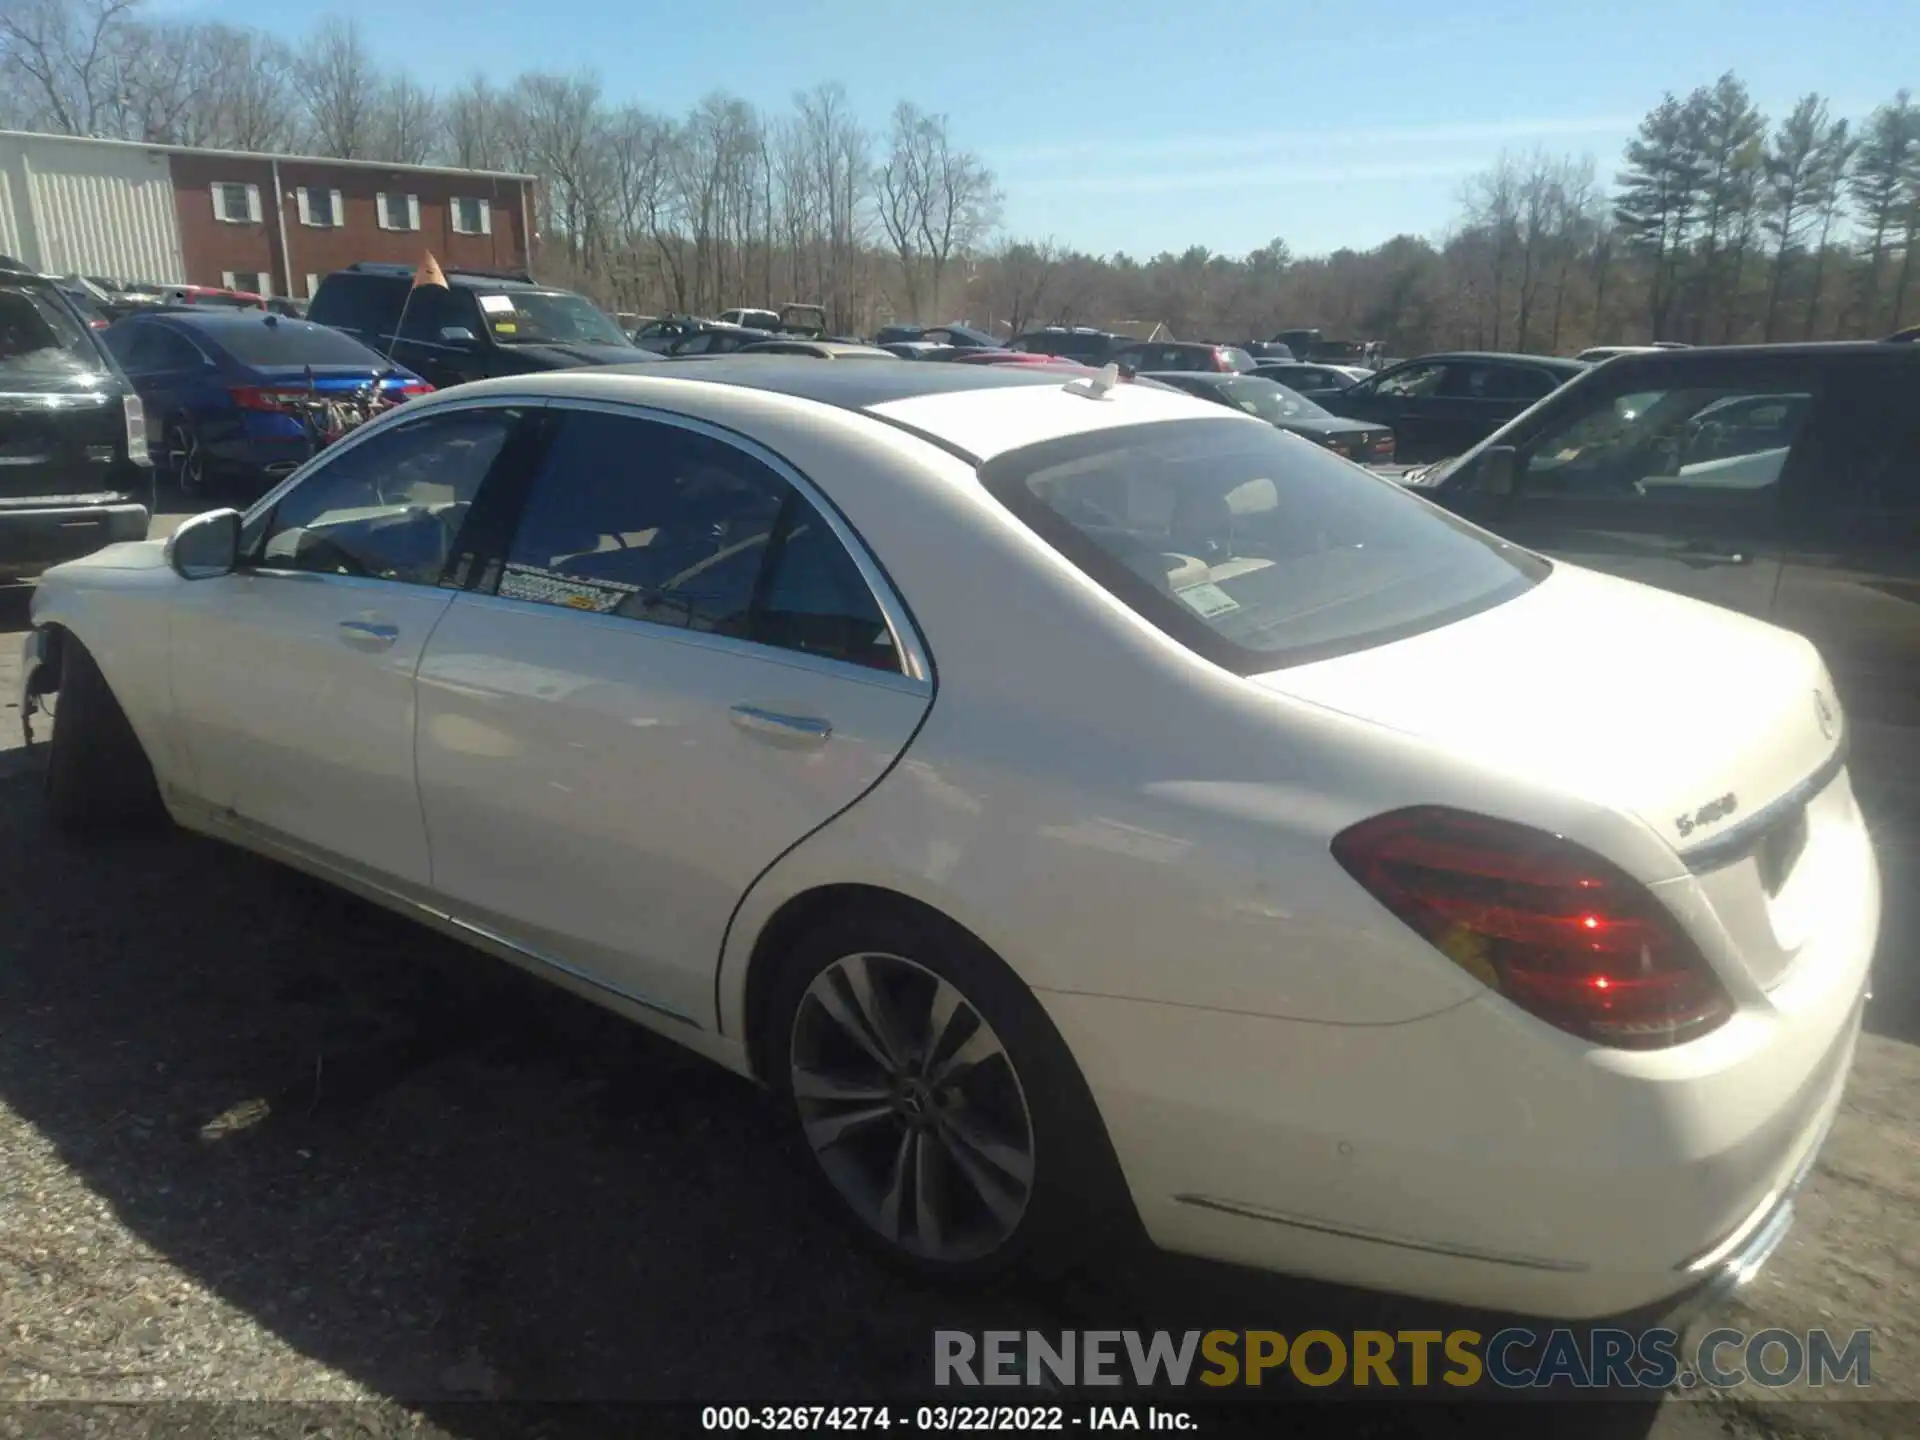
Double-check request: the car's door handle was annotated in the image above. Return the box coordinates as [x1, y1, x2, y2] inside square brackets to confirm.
[1675, 544, 1752, 568]
[338, 618, 399, 649]
[730, 704, 832, 743]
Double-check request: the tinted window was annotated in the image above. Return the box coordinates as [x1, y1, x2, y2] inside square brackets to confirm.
[671, 333, 716, 355]
[1799, 363, 1920, 515]
[1516, 378, 1813, 501]
[310, 274, 406, 333]
[982, 417, 1544, 674]
[498, 410, 899, 670]
[203, 319, 387, 367]
[247, 408, 518, 584]
[0, 281, 102, 380]
[111, 325, 203, 372]
[1371, 362, 1448, 398]
[399, 285, 480, 341]
[1202, 375, 1334, 423]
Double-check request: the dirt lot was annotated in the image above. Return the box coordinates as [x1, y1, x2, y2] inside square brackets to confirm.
[1, 519, 1916, 1439]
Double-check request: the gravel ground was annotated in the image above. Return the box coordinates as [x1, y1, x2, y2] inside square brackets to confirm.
[1, 528, 1917, 1438]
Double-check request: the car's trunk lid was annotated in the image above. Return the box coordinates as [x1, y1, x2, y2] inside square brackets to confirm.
[1253, 564, 1841, 867]
[1253, 565, 1850, 988]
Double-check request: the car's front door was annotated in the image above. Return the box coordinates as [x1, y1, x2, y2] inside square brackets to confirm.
[413, 403, 932, 1026]
[393, 286, 490, 389]
[1769, 357, 1920, 798]
[1448, 359, 1819, 620]
[166, 403, 538, 886]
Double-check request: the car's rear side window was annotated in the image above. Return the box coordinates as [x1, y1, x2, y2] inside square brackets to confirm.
[981, 417, 1547, 674]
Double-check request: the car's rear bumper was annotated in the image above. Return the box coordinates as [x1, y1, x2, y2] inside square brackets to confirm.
[1038, 804, 1876, 1319]
[0, 501, 150, 581]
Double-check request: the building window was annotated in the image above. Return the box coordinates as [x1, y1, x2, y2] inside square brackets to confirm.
[377, 192, 421, 232]
[452, 197, 492, 236]
[212, 182, 261, 224]
[221, 271, 270, 296]
[296, 187, 345, 228]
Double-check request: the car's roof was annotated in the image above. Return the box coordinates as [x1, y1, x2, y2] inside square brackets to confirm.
[446, 355, 1229, 462]
[1404, 351, 1590, 371]
[1602, 340, 1918, 365]
[737, 341, 894, 357]
[143, 311, 340, 340]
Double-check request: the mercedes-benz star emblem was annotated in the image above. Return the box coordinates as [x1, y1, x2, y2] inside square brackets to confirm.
[1814, 689, 1837, 741]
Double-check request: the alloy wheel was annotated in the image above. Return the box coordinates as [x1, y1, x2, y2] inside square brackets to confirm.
[168, 425, 205, 495]
[790, 951, 1035, 1264]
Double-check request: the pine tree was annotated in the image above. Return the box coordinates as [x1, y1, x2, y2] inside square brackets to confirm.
[1802, 118, 1856, 338]
[1761, 95, 1832, 340]
[1688, 74, 1765, 341]
[1849, 92, 1918, 331]
[1615, 95, 1709, 340]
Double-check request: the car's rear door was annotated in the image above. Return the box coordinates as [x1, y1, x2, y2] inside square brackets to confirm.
[413, 402, 932, 1027]
[1769, 354, 1920, 801]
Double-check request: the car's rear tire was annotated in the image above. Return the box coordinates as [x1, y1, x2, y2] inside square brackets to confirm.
[43, 636, 163, 835]
[765, 900, 1140, 1279]
[167, 422, 208, 497]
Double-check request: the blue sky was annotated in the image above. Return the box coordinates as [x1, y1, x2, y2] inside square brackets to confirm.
[155, 0, 1912, 258]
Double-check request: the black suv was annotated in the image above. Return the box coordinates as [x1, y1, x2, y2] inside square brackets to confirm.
[1413, 340, 1919, 797]
[0, 263, 151, 583]
[307, 263, 653, 389]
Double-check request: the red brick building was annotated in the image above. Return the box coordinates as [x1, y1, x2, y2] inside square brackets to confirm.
[0, 130, 536, 299]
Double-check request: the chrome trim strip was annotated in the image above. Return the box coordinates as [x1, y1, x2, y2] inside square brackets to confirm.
[442, 914, 699, 1027]
[1171, 1194, 1591, 1272]
[539, 397, 935, 687]
[1683, 735, 1849, 874]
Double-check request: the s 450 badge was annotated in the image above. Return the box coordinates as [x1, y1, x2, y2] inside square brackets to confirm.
[1675, 792, 1738, 838]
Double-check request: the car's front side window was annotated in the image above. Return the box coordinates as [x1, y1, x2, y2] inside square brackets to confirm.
[494, 409, 902, 672]
[1373, 363, 1447, 399]
[245, 408, 522, 585]
[1517, 377, 1814, 501]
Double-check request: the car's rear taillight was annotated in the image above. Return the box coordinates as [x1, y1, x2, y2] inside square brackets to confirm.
[121, 393, 149, 466]
[1332, 807, 1732, 1049]
[229, 385, 301, 411]
[1374, 432, 1396, 455]
[392, 380, 433, 399]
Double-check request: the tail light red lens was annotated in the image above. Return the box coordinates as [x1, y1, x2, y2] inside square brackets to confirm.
[1331, 807, 1732, 1050]
[229, 385, 301, 411]
[394, 380, 433, 397]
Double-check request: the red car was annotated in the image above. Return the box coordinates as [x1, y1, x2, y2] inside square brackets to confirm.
[161, 284, 268, 311]
[948, 350, 1093, 369]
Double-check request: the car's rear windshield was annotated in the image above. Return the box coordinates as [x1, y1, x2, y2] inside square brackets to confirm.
[0, 281, 102, 379]
[980, 416, 1547, 674]
[207, 320, 384, 367]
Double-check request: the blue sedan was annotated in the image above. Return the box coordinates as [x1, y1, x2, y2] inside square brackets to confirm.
[102, 310, 431, 498]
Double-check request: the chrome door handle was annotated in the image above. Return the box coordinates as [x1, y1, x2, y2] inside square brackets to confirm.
[338, 618, 399, 649]
[730, 704, 832, 743]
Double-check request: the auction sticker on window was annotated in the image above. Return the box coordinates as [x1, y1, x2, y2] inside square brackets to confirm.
[1175, 582, 1240, 618]
[478, 294, 517, 313]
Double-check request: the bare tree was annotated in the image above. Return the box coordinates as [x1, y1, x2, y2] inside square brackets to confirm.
[295, 16, 380, 158]
[1462, 154, 1520, 346]
[371, 74, 439, 166]
[0, 0, 140, 136]
[877, 103, 1000, 322]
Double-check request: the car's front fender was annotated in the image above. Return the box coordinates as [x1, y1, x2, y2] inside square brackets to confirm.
[28, 549, 187, 792]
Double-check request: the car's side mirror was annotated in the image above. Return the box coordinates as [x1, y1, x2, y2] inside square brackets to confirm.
[1479, 445, 1518, 497]
[165, 508, 242, 580]
[439, 326, 478, 346]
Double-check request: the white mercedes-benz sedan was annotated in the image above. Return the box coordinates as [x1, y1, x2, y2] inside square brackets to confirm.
[19, 358, 1876, 1319]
